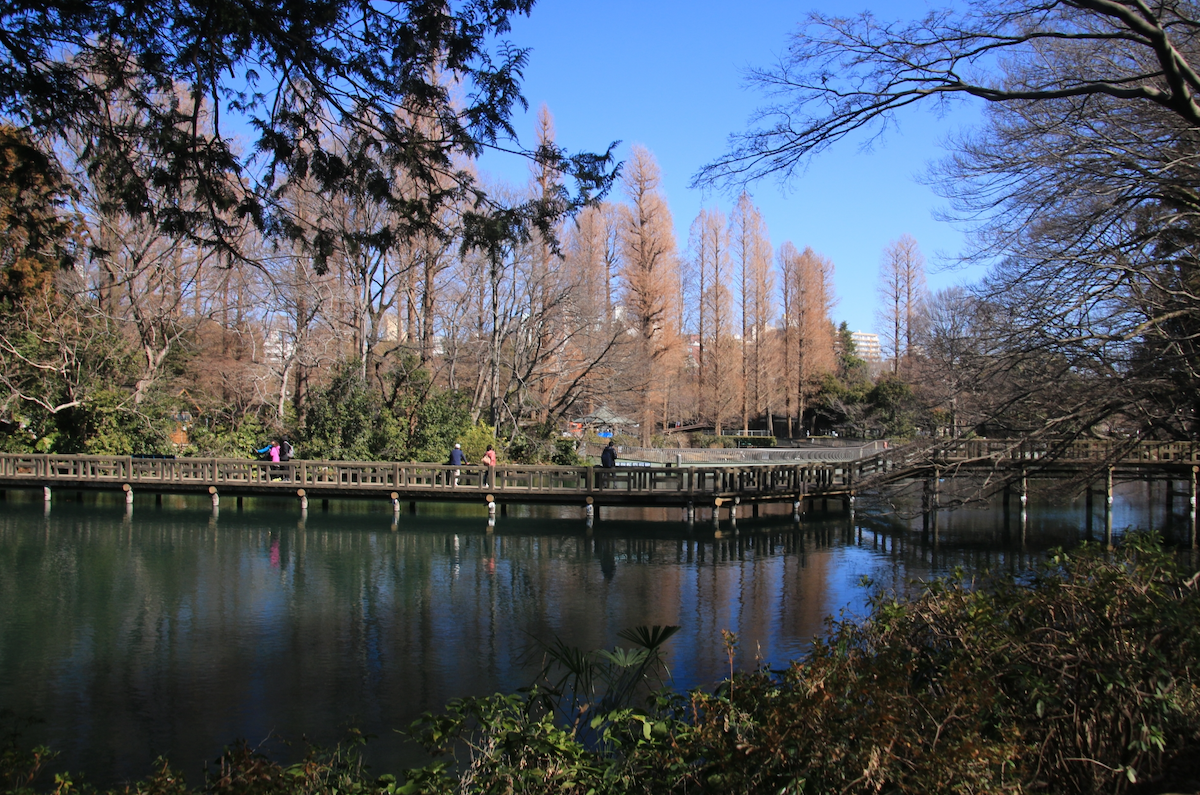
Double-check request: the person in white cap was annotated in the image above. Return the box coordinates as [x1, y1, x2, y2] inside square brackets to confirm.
[448, 442, 467, 486]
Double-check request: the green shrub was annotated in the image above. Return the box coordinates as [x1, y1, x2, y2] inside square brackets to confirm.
[186, 413, 268, 458]
[654, 533, 1200, 794]
[551, 438, 584, 466]
[458, 422, 498, 464]
[402, 533, 1200, 795]
[692, 434, 776, 449]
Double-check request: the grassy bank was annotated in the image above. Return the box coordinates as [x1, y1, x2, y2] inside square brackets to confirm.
[6, 534, 1199, 794]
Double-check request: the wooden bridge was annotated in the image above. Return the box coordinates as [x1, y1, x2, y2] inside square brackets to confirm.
[0, 453, 845, 517]
[2, 439, 1198, 518]
[850, 438, 1200, 492]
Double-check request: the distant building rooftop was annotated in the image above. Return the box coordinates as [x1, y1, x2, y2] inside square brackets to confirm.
[850, 331, 882, 363]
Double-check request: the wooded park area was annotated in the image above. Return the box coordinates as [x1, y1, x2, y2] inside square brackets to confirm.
[1, 0, 1198, 468]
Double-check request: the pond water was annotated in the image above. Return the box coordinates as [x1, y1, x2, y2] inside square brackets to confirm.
[0, 480, 1187, 785]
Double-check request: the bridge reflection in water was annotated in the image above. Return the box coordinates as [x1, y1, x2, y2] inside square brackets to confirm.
[0, 486, 1141, 788]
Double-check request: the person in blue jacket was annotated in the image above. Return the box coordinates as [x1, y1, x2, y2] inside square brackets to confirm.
[449, 443, 467, 486]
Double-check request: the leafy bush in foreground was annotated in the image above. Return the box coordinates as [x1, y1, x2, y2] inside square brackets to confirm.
[403, 533, 1200, 794]
[5, 534, 1199, 794]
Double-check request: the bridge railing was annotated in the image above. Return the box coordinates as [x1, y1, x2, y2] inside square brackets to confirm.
[580, 440, 887, 465]
[0, 454, 854, 501]
[851, 438, 1200, 486]
[938, 439, 1200, 464]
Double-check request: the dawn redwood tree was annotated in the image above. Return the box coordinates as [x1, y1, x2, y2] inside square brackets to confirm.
[0, 0, 617, 274]
[729, 193, 772, 433]
[779, 242, 836, 436]
[877, 234, 927, 375]
[619, 145, 681, 445]
[565, 201, 621, 324]
[688, 207, 736, 432]
[699, 0, 1200, 442]
[0, 126, 81, 300]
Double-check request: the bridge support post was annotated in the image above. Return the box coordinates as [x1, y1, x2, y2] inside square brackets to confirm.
[1191, 466, 1197, 549]
[1003, 482, 1012, 536]
[391, 491, 400, 515]
[123, 483, 133, 505]
[1167, 476, 1176, 518]
[488, 495, 497, 531]
[299, 489, 308, 512]
[43, 485, 51, 502]
[922, 470, 939, 533]
[792, 499, 801, 522]
[209, 486, 219, 509]
[584, 497, 593, 524]
[1085, 482, 1094, 539]
[1105, 467, 1114, 548]
[1020, 470, 1028, 545]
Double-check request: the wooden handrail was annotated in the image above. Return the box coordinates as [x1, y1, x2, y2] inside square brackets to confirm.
[0, 453, 849, 504]
[4, 442, 1195, 505]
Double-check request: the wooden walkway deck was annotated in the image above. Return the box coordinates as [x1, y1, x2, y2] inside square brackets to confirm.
[3, 440, 1198, 514]
[0, 453, 844, 510]
[850, 438, 1200, 491]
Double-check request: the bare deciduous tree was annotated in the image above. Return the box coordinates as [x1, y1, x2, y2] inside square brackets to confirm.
[877, 234, 927, 374]
[700, 0, 1200, 441]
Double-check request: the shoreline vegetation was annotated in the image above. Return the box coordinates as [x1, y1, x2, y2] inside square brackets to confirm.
[4, 534, 1198, 795]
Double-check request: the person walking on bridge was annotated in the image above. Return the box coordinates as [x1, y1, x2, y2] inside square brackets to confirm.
[600, 440, 616, 488]
[481, 444, 497, 486]
[601, 440, 616, 468]
[449, 443, 467, 486]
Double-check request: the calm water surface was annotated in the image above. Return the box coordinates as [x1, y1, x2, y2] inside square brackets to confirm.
[0, 482, 1181, 785]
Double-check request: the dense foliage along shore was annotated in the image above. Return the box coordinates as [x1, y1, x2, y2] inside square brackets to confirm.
[4, 533, 1198, 795]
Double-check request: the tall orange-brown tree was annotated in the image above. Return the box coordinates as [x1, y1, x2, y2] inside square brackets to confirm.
[688, 207, 737, 433]
[618, 145, 681, 444]
[779, 242, 836, 435]
[729, 193, 773, 432]
[565, 202, 620, 324]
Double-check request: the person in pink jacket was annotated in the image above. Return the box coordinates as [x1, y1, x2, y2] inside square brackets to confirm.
[481, 444, 497, 486]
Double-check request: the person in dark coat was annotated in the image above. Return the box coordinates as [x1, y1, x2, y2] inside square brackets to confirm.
[601, 440, 617, 468]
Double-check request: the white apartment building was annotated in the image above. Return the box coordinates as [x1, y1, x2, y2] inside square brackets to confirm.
[850, 331, 882, 363]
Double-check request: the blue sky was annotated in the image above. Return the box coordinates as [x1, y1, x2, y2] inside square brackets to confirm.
[481, 0, 986, 336]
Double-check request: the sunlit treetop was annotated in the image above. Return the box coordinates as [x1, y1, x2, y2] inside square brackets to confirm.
[0, 0, 617, 269]
[0, 125, 81, 300]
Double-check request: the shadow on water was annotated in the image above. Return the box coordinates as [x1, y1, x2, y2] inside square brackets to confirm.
[0, 477, 1186, 786]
